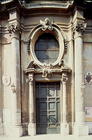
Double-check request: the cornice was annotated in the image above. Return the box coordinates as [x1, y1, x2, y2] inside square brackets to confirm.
[20, 1, 74, 10]
[0, 0, 74, 11]
[24, 67, 71, 75]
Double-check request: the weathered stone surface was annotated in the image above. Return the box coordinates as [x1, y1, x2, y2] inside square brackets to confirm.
[0, 0, 92, 137]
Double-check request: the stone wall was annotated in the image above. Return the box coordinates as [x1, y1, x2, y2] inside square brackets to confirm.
[83, 19, 92, 133]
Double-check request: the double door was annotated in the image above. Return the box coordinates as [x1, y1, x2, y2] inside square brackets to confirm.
[36, 82, 60, 134]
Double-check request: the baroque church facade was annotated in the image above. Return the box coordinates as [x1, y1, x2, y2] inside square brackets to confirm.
[0, 0, 92, 137]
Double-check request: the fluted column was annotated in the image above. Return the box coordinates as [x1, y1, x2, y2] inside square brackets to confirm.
[74, 22, 88, 135]
[28, 73, 36, 136]
[61, 73, 69, 135]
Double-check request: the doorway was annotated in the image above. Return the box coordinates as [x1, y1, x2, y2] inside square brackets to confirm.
[36, 82, 60, 134]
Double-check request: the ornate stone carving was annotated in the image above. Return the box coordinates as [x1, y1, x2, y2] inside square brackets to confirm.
[8, 23, 21, 34]
[76, 22, 87, 33]
[40, 18, 53, 31]
[84, 72, 92, 85]
[42, 64, 53, 78]
[73, 21, 87, 35]
[28, 74, 34, 82]
[2, 75, 11, 86]
[62, 73, 68, 83]
[28, 19, 66, 68]
[25, 60, 71, 78]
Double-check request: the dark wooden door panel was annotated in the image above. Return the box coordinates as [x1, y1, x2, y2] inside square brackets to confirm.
[36, 82, 60, 134]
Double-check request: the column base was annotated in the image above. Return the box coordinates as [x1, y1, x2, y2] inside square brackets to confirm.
[28, 123, 36, 136]
[73, 123, 89, 136]
[4, 125, 23, 137]
[60, 123, 69, 135]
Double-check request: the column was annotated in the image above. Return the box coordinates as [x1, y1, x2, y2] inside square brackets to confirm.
[68, 34, 75, 129]
[61, 73, 69, 135]
[74, 22, 88, 135]
[4, 23, 23, 137]
[28, 73, 36, 136]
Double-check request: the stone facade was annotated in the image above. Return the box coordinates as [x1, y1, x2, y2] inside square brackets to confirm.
[0, 0, 92, 137]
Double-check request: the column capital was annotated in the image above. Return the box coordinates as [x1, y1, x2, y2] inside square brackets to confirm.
[28, 73, 34, 83]
[73, 21, 87, 38]
[8, 22, 21, 35]
[62, 73, 68, 83]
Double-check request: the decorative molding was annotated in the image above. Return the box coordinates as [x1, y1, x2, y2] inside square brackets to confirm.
[17, 0, 74, 10]
[26, 60, 67, 78]
[25, 65, 71, 79]
[40, 18, 53, 31]
[2, 75, 11, 86]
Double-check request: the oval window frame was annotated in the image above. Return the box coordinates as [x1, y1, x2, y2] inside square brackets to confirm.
[29, 24, 65, 67]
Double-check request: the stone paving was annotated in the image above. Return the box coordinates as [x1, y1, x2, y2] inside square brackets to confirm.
[0, 135, 92, 140]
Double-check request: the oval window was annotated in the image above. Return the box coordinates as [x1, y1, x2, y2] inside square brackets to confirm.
[35, 33, 59, 64]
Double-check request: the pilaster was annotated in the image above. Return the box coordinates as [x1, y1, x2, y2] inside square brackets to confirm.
[73, 21, 88, 136]
[61, 73, 69, 135]
[28, 73, 36, 136]
[3, 10, 23, 137]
